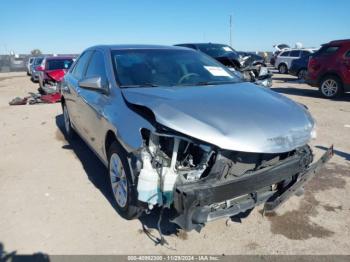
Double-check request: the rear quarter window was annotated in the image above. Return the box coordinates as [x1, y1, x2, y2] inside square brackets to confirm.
[345, 50, 350, 58]
[314, 45, 339, 57]
[290, 50, 300, 57]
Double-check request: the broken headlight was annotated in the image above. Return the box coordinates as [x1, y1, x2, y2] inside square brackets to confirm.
[137, 129, 215, 207]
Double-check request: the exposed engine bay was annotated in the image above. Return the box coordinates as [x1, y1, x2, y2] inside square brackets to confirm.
[136, 130, 215, 208]
[134, 128, 332, 231]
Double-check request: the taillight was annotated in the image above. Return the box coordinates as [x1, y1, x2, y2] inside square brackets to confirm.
[308, 57, 318, 70]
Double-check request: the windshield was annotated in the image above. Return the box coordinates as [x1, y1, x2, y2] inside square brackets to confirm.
[112, 49, 240, 87]
[196, 44, 238, 58]
[46, 59, 73, 70]
[34, 58, 43, 65]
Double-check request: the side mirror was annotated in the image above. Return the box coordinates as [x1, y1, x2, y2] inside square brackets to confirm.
[78, 77, 107, 93]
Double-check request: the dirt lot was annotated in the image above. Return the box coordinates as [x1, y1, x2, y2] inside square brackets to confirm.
[0, 72, 349, 255]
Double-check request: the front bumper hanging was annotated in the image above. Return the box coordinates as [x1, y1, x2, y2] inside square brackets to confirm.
[172, 146, 334, 231]
[263, 145, 334, 212]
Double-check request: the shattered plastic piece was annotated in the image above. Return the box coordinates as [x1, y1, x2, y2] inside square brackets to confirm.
[137, 150, 160, 205]
[47, 69, 66, 82]
[41, 92, 61, 103]
[9, 97, 28, 105]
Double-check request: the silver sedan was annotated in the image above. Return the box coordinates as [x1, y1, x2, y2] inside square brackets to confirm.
[60, 45, 332, 231]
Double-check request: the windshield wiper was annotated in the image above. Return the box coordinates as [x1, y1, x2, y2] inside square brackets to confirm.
[120, 83, 159, 88]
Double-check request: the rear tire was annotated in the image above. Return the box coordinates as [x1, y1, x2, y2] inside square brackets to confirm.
[62, 103, 76, 140]
[319, 76, 343, 98]
[297, 69, 307, 80]
[278, 63, 288, 74]
[108, 141, 141, 220]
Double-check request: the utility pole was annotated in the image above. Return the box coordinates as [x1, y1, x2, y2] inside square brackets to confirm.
[229, 14, 232, 47]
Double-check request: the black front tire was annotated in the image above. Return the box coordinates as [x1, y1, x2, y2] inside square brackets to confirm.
[108, 141, 141, 220]
[297, 69, 307, 80]
[278, 64, 288, 74]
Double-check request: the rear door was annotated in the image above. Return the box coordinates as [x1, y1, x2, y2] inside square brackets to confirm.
[63, 51, 93, 133]
[288, 50, 301, 68]
[341, 49, 350, 85]
[309, 45, 340, 77]
[76, 50, 110, 154]
[276, 51, 290, 68]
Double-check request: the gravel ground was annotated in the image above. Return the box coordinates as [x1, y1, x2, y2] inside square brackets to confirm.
[0, 72, 349, 255]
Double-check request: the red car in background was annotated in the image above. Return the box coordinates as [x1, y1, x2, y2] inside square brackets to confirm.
[36, 56, 75, 89]
[307, 39, 350, 98]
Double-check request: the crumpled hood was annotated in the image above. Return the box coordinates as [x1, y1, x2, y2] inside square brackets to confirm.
[122, 83, 315, 153]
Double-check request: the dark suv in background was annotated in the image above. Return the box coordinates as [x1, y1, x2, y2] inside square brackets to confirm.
[289, 52, 313, 80]
[307, 39, 350, 98]
[175, 43, 242, 69]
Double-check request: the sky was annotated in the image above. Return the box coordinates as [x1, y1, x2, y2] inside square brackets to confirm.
[0, 0, 349, 54]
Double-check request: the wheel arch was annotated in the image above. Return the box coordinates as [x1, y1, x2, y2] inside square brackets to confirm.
[105, 130, 119, 159]
[278, 62, 288, 69]
[318, 72, 343, 86]
[60, 95, 66, 109]
[297, 67, 307, 73]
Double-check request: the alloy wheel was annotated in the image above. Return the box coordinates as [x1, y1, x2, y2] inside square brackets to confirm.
[109, 153, 128, 208]
[321, 79, 338, 97]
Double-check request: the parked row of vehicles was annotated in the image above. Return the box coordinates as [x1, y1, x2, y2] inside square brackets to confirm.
[26, 55, 75, 92]
[272, 39, 350, 98]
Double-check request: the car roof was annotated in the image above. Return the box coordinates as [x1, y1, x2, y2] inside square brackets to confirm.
[279, 48, 315, 53]
[175, 43, 229, 46]
[328, 39, 350, 46]
[282, 48, 314, 51]
[45, 56, 75, 60]
[88, 44, 188, 51]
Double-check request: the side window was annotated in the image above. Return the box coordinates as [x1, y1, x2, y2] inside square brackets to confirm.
[85, 51, 107, 82]
[324, 46, 339, 55]
[177, 44, 196, 50]
[280, 51, 290, 57]
[188, 44, 197, 50]
[315, 46, 339, 57]
[71, 51, 93, 79]
[290, 50, 300, 57]
[300, 51, 310, 57]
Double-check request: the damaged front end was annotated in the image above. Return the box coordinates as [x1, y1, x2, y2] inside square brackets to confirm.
[136, 129, 215, 208]
[133, 128, 333, 232]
